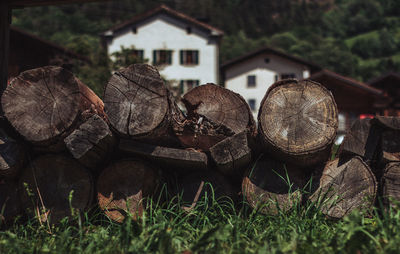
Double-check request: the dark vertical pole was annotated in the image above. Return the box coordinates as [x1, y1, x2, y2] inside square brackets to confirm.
[0, 1, 11, 96]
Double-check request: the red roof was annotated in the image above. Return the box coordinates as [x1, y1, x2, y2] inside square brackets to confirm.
[103, 4, 223, 37]
[310, 69, 384, 96]
[220, 46, 321, 73]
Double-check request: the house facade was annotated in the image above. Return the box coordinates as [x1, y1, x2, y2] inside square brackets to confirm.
[101, 5, 223, 95]
[221, 47, 321, 120]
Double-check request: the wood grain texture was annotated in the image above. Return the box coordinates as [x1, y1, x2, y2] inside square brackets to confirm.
[64, 115, 116, 171]
[97, 159, 160, 223]
[178, 83, 255, 151]
[210, 131, 251, 176]
[104, 64, 169, 139]
[374, 116, 400, 130]
[339, 118, 381, 163]
[310, 157, 377, 219]
[2, 66, 105, 150]
[119, 139, 208, 171]
[382, 162, 400, 208]
[258, 79, 338, 167]
[0, 128, 25, 178]
[380, 130, 400, 164]
[0, 179, 22, 226]
[242, 155, 307, 215]
[19, 155, 93, 224]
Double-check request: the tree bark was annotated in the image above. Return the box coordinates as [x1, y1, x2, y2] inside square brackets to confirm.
[19, 154, 94, 224]
[339, 118, 381, 164]
[309, 157, 377, 219]
[177, 83, 255, 151]
[0, 128, 26, 178]
[1, 66, 105, 151]
[258, 79, 338, 167]
[209, 131, 251, 176]
[97, 159, 161, 223]
[64, 114, 116, 171]
[104, 64, 183, 146]
[242, 155, 308, 215]
[119, 139, 208, 171]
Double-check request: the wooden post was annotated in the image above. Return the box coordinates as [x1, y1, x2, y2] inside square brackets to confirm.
[0, 2, 11, 97]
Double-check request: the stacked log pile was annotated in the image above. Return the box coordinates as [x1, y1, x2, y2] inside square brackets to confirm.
[0, 64, 399, 225]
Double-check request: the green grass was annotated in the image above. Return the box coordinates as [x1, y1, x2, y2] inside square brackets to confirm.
[2, 189, 400, 254]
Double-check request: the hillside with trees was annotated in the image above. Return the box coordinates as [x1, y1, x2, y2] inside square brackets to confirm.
[11, 0, 400, 94]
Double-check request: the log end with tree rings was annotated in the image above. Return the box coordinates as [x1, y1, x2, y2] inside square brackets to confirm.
[103, 64, 169, 139]
[242, 155, 308, 215]
[258, 79, 338, 167]
[97, 159, 161, 223]
[178, 83, 256, 151]
[309, 157, 377, 219]
[2, 66, 81, 145]
[19, 155, 94, 224]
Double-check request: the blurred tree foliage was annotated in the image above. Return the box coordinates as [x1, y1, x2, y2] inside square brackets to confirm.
[10, 0, 400, 94]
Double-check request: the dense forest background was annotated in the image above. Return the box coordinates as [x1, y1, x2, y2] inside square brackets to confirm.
[11, 0, 400, 94]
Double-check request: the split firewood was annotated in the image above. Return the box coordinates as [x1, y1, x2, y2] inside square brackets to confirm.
[2, 66, 105, 152]
[339, 118, 381, 163]
[19, 154, 94, 224]
[258, 79, 338, 167]
[97, 159, 161, 223]
[209, 131, 252, 176]
[177, 83, 255, 151]
[309, 157, 377, 219]
[103, 64, 183, 146]
[0, 128, 26, 178]
[242, 155, 308, 215]
[64, 115, 116, 171]
[119, 139, 207, 171]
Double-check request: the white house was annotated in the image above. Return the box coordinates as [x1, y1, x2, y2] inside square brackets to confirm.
[221, 47, 321, 120]
[101, 5, 223, 95]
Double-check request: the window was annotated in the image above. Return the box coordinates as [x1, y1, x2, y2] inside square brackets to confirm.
[264, 58, 270, 63]
[248, 99, 256, 111]
[132, 50, 144, 61]
[132, 26, 137, 34]
[180, 80, 200, 94]
[186, 26, 192, 34]
[280, 73, 296, 79]
[153, 50, 172, 65]
[247, 75, 256, 87]
[180, 50, 199, 65]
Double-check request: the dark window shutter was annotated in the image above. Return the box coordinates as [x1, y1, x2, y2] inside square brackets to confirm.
[194, 51, 199, 64]
[153, 50, 157, 65]
[168, 51, 172, 64]
[180, 80, 184, 94]
[180, 50, 184, 65]
[196, 80, 199, 87]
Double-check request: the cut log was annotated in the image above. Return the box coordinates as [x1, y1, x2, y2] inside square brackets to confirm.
[19, 155, 93, 224]
[177, 83, 255, 151]
[309, 157, 377, 219]
[176, 170, 236, 211]
[119, 139, 208, 171]
[258, 79, 338, 167]
[104, 64, 182, 146]
[97, 159, 160, 223]
[374, 116, 400, 130]
[64, 115, 116, 171]
[2, 66, 105, 151]
[242, 155, 307, 215]
[379, 130, 400, 164]
[209, 131, 251, 176]
[0, 128, 26, 178]
[381, 162, 400, 208]
[0, 179, 22, 226]
[339, 118, 381, 163]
